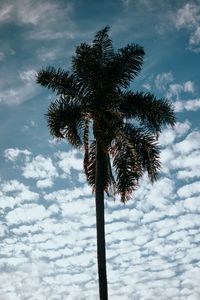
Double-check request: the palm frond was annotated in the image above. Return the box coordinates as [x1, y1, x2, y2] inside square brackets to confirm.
[92, 26, 114, 63]
[107, 44, 144, 89]
[84, 140, 96, 189]
[112, 138, 141, 203]
[46, 97, 85, 147]
[119, 91, 176, 133]
[37, 66, 76, 96]
[121, 123, 161, 182]
[84, 140, 115, 194]
[72, 43, 97, 93]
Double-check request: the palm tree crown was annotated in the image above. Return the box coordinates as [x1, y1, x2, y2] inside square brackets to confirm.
[37, 26, 175, 202]
[37, 26, 176, 300]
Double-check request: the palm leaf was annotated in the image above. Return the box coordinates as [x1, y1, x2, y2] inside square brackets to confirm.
[119, 91, 176, 133]
[107, 44, 144, 89]
[121, 123, 161, 182]
[84, 140, 115, 194]
[72, 42, 98, 94]
[37, 66, 77, 96]
[92, 26, 114, 63]
[46, 97, 85, 147]
[112, 138, 141, 203]
[84, 140, 96, 189]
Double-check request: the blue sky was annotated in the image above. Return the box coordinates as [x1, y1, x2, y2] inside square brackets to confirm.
[0, 0, 200, 299]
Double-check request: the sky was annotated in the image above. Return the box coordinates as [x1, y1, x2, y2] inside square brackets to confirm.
[0, 0, 200, 299]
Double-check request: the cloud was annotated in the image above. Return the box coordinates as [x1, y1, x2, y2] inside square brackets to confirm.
[176, 168, 200, 180]
[3, 148, 85, 189]
[174, 120, 191, 136]
[22, 154, 58, 180]
[0, 68, 39, 105]
[160, 77, 200, 113]
[159, 122, 200, 188]
[184, 81, 195, 93]
[142, 83, 151, 90]
[36, 178, 54, 189]
[0, 179, 39, 210]
[37, 47, 61, 61]
[0, 225, 8, 238]
[17, 2, 59, 26]
[153, 73, 197, 112]
[174, 98, 200, 112]
[4, 149, 59, 188]
[6, 203, 52, 224]
[55, 150, 83, 177]
[166, 81, 195, 100]
[0, 85, 36, 105]
[171, 150, 200, 174]
[44, 184, 91, 203]
[175, 4, 200, 29]
[174, 131, 200, 154]
[15, 0, 75, 41]
[190, 26, 200, 46]
[0, 4, 13, 23]
[158, 121, 191, 147]
[19, 70, 37, 85]
[159, 128, 176, 146]
[155, 72, 174, 91]
[177, 182, 200, 198]
[175, 3, 200, 52]
[4, 148, 31, 162]
[0, 51, 5, 61]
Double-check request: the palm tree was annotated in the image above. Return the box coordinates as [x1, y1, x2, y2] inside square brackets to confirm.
[37, 26, 175, 300]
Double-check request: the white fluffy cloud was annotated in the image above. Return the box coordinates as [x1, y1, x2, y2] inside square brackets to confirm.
[4, 150, 59, 189]
[175, 3, 200, 52]
[166, 81, 195, 100]
[55, 150, 83, 177]
[4, 148, 31, 161]
[160, 128, 200, 182]
[0, 180, 39, 210]
[190, 26, 200, 46]
[153, 73, 198, 113]
[174, 131, 200, 154]
[174, 98, 200, 112]
[178, 181, 200, 198]
[36, 178, 54, 189]
[175, 4, 200, 29]
[22, 155, 58, 179]
[155, 72, 174, 91]
[6, 203, 52, 224]
[159, 121, 191, 146]
[44, 184, 91, 203]
[19, 69, 36, 85]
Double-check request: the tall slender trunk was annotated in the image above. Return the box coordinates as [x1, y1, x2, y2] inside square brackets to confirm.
[95, 139, 108, 300]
